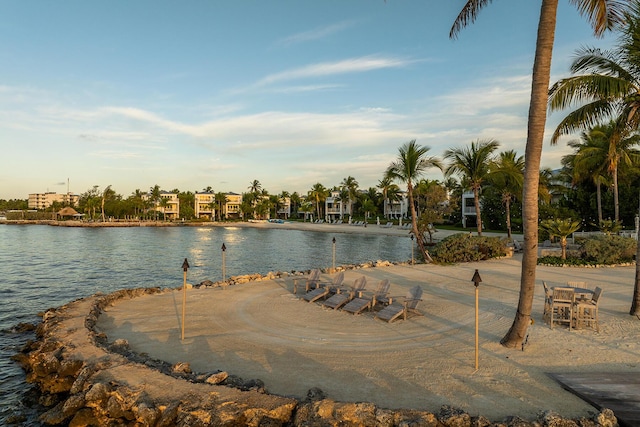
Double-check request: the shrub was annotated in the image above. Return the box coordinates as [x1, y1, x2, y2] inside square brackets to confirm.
[582, 235, 636, 264]
[431, 233, 507, 264]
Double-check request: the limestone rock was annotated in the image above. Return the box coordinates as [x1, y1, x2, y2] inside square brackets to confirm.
[205, 371, 228, 385]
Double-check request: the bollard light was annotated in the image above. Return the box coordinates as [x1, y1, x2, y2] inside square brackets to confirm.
[332, 237, 336, 271]
[472, 269, 482, 371]
[181, 258, 190, 340]
[221, 243, 227, 284]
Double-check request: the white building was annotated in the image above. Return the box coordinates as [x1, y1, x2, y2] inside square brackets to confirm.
[28, 192, 79, 210]
[383, 192, 408, 219]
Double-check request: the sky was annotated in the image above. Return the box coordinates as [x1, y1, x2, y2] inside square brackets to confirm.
[0, 1, 620, 200]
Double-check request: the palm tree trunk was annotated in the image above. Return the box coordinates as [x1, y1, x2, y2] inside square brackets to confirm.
[408, 182, 432, 263]
[473, 187, 482, 236]
[613, 163, 619, 222]
[596, 179, 603, 224]
[505, 196, 512, 240]
[501, 0, 558, 348]
[631, 232, 640, 315]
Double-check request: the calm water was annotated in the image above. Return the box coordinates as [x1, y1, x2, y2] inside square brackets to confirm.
[0, 224, 411, 424]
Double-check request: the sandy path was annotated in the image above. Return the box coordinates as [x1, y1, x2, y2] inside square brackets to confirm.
[97, 256, 640, 421]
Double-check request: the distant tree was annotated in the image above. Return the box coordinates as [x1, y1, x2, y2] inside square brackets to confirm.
[101, 185, 114, 222]
[386, 140, 443, 262]
[214, 192, 228, 221]
[539, 218, 581, 260]
[444, 139, 500, 236]
[308, 183, 328, 220]
[488, 150, 525, 239]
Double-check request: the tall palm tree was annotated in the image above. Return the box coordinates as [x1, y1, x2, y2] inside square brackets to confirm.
[564, 129, 611, 224]
[100, 185, 114, 222]
[248, 180, 262, 197]
[377, 176, 394, 219]
[214, 192, 228, 221]
[488, 150, 525, 239]
[386, 140, 442, 262]
[308, 183, 328, 220]
[149, 184, 162, 220]
[452, 0, 627, 348]
[444, 139, 499, 236]
[341, 176, 359, 217]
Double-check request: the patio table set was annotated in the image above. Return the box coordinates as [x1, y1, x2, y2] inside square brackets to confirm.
[542, 281, 602, 332]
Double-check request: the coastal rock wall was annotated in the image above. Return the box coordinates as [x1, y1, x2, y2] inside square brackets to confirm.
[13, 273, 619, 427]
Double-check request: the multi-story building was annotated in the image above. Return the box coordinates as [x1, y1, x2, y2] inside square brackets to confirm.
[276, 197, 291, 219]
[159, 191, 180, 220]
[383, 192, 408, 219]
[461, 190, 478, 229]
[223, 192, 242, 219]
[325, 191, 350, 222]
[194, 192, 215, 219]
[28, 192, 79, 210]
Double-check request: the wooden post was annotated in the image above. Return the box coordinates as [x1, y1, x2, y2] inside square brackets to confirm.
[332, 237, 336, 272]
[181, 258, 189, 341]
[471, 269, 482, 371]
[221, 242, 227, 285]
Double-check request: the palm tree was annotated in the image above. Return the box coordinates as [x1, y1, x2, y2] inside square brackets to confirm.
[488, 150, 524, 239]
[149, 184, 162, 220]
[214, 192, 228, 221]
[248, 179, 262, 196]
[444, 139, 499, 236]
[386, 140, 442, 263]
[341, 176, 359, 217]
[451, 0, 627, 348]
[100, 185, 114, 222]
[539, 219, 581, 260]
[377, 176, 394, 219]
[308, 183, 328, 220]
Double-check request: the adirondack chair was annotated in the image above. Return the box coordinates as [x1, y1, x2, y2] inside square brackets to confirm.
[294, 269, 321, 294]
[323, 276, 367, 310]
[303, 271, 344, 303]
[342, 279, 391, 315]
[375, 285, 423, 323]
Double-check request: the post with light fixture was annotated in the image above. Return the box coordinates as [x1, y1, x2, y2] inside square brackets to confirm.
[181, 258, 190, 341]
[332, 237, 336, 272]
[221, 243, 227, 285]
[471, 269, 482, 371]
[410, 233, 415, 265]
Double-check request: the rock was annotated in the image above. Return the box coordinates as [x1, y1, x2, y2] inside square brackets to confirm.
[595, 408, 618, 427]
[108, 338, 130, 353]
[172, 362, 192, 375]
[305, 387, 326, 402]
[68, 408, 101, 427]
[84, 382, 110, 408]
[61, 394, 85, 418]
[134, 401, 160, 426]
[205, 371, 228, 385]
[439, 405, 472, 427]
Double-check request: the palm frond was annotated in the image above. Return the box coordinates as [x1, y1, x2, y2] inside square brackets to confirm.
[449, 0, 493, 39]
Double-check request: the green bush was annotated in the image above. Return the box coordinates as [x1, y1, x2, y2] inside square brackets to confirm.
[582, 235, 636, 264]
[431, 233, 507, 264]
[537, 256, 591, 266]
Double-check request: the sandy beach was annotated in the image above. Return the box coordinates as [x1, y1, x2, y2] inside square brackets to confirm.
[94, 221, 640, 422]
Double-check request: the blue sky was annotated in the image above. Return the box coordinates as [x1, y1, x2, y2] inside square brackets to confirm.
[0, 1, 619, 200]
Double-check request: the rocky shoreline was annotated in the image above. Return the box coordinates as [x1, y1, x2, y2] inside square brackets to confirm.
[12, 265, 620, 427]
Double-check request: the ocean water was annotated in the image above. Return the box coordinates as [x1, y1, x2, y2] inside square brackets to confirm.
[0, 224, 411, 424]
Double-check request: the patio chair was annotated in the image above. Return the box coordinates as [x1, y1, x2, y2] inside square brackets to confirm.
[302, 271, 344, 303]
[323, 276, 367, 310]
[294, 269, 321, 294]
[550, 287, 575, 330]
[375, 285, 423, 323]
[575, 287, 603, 332]
[342, 279, 390, 314]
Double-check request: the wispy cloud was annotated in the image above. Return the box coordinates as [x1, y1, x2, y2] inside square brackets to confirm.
[275, 20, 356, 47]
[255, 55, 416, 87]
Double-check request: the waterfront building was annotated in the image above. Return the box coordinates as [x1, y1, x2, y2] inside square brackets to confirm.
[325, 191, 350, 222]
[383, 192, 408, 220]
[28, 192, 79, 210]
[194, 192, 215, 220]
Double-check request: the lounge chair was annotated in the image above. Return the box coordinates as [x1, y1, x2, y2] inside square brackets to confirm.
[323, 276, 367, 310]
[375, 285, 423, 323]
[302, 271, 344, 303]
[342, 279, 391, 314]
[294, 269, 320, 294]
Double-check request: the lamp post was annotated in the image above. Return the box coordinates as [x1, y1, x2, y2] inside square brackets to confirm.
[181, 258, 190, 340]
[221, 243, 227, 284]
[410, 233, 414, 265]
[471, 269, 482, 371]
[332, 237, 336, 272]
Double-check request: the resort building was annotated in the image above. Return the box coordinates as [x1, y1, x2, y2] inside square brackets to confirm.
[383, 192, 408, 219]
[325, 191, 350, 222]
[28, 192, 80, 210]
[222, 192, 242, 219]
[194, 192, 215, 220]
[461, 190, 478, 229]
[276, 197, 291, 219]
[159, 191, 180, 220]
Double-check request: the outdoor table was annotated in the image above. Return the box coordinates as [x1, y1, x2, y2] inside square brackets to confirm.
[569, 287, 594, 301]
